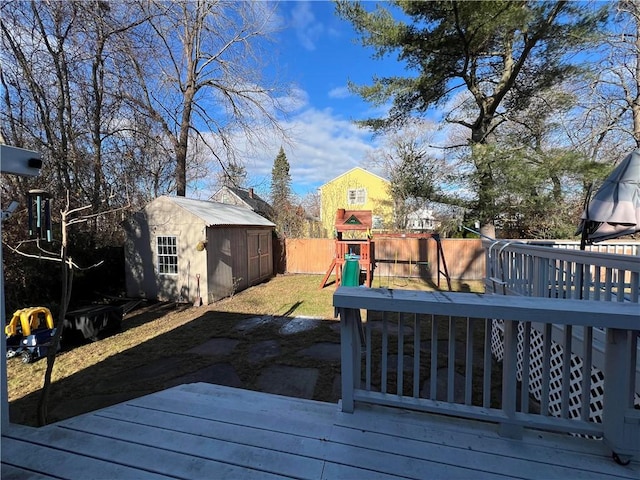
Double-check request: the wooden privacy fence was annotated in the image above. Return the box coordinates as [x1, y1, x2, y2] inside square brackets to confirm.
[282, 238, 485, 280]
[279, 238, 639, 282]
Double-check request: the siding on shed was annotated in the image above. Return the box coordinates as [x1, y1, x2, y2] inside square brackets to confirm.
[124, 196, 209, 304]
[206, 226, 273, 302]
[125, 197, 275, 305]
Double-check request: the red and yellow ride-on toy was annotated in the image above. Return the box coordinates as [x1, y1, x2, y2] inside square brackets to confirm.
[5, 307, 58, 363]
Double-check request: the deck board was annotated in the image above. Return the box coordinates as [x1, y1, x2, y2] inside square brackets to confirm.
[331, 405, 637, 478]
[2, 383, 638, 480]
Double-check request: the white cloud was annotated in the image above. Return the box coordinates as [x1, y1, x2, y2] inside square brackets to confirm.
[241, 107, 377, 196]
[200, 102, 378, 198]
[290, 1, 324, 51]
[275, 85, 309, 113]
[328, 86, 351, 99]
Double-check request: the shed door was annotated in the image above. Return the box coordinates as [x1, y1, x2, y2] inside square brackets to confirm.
[247, 230, 272, 284]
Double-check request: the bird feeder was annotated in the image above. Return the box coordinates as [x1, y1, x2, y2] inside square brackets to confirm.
[27, 189, 52, 242]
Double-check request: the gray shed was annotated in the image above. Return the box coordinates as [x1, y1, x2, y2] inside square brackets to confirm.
[124, 196, 275, 304]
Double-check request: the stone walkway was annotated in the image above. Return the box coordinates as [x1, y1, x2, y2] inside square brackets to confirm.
[163, 315, 342, 402]
[137, 314, 469, 405]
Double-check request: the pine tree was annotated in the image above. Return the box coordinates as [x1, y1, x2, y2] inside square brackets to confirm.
[336, 0, 608, 237]
[270, 147, 293, 235]
[269, 147, 307, 237]
[271, 147, 291, 204]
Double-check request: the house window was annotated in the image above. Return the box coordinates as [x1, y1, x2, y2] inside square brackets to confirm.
[347, 188, 366, 205]
[157, 236, 178, 275]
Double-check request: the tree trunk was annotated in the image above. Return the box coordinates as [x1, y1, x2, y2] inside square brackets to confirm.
[471, 121, 498, 237]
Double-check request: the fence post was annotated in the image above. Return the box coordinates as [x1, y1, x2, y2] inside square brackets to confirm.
[603, 328, 640, 464]
[340, 307, 362, 413]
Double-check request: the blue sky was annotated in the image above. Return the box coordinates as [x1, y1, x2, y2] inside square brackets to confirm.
[203, 1, 406, 199]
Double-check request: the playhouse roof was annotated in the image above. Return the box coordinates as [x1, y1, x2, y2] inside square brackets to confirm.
[335, 209, 372, 232]
[161, 196, 275, 227]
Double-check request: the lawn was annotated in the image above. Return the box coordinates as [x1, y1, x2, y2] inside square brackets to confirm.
[7, 274, 484, 426]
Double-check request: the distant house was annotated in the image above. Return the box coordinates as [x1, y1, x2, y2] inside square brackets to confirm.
[406, 207, 438, 232]
[123, 196, 275, 305]
[210, 186, 274, 221]
[318, 167, 393, 237]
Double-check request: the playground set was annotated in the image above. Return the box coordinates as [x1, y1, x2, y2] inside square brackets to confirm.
[319, 209, 452, 290]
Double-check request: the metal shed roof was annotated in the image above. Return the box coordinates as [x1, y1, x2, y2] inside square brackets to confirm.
[164, 196, 275, 227]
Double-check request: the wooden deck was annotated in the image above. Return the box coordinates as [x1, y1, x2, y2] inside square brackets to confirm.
[2, 383, 638, 479]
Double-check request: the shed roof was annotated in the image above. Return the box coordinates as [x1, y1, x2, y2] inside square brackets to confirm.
[163, 196, 275, 227]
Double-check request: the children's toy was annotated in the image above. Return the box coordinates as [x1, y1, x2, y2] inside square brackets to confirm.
[5, 306, 58, 363]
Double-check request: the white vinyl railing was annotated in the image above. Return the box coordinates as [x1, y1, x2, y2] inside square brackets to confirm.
[523, 240, 639, 256]
[483, 240, 640, 432]
[334, 287, 640, 464]
[484, 240, 640, 303]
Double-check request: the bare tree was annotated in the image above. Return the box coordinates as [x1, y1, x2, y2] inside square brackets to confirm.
[556, 0, 640, 169]
[0, 1, 151, 217]
[365, 119, 458, 230]
[6, 191, 127, 425]
[615, 1, 640, 146]
[127, 0, 288, 196]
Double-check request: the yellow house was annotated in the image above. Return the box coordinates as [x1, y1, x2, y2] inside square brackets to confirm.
[319, 167, 393, 237]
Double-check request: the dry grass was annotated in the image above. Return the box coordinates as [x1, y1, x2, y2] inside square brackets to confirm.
[7, 273, 484, 426]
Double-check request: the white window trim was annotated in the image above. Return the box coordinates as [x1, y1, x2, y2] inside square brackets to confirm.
[156, 235, 178, 275]
[347, 188, 366, 205]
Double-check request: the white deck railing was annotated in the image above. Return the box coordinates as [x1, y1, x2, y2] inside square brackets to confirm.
[483, 240, 640, 427]
[334, 287, 640, 464]
[523, 240, 639, 256]
[483, 240, 640, 302]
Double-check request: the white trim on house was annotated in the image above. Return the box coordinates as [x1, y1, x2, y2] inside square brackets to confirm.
[346, 187, 367, 205]
[318, 167, 389, 189]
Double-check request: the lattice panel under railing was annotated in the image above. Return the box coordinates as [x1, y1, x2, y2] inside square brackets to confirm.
[491, 319, 640, 427]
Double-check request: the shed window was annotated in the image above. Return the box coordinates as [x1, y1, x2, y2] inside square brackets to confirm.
[157, 236, 178, 275]
[347, 188, 366, 205]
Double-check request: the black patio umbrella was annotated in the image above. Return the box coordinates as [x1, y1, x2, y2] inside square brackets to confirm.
[577, 149, 640, 249]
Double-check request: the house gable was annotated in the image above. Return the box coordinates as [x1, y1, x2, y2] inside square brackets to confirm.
[319, 167, 393, 237]
[210, 187, 274, 221]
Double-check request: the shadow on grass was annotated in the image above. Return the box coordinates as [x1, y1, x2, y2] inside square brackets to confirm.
[9, 280, 492, 428]
[9, 305, 343, 427]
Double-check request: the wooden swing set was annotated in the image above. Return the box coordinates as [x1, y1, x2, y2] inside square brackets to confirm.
[319, 209, 452, 290]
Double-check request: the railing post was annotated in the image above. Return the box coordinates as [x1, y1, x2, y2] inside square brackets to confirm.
[340, 307, 362, 413]
[603, 328, 640, 463]
[532, 257, 547, 297]
[499, 319, 523, 439]
[1, 219, 8, 434]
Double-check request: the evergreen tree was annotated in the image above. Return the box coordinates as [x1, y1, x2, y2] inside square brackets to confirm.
[336, 0, 608, 237]
[270, 146, 297, 236]
[271, 146, 291, 207]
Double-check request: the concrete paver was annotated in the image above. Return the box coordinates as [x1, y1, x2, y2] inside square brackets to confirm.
[166, 363, 243, 390]
[298, 343, 341, 362]
[279, 317, 321, 335]
[247, 340, 281, 364]
[256, 365, 319, 399]
[186, 338, 239, 356]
